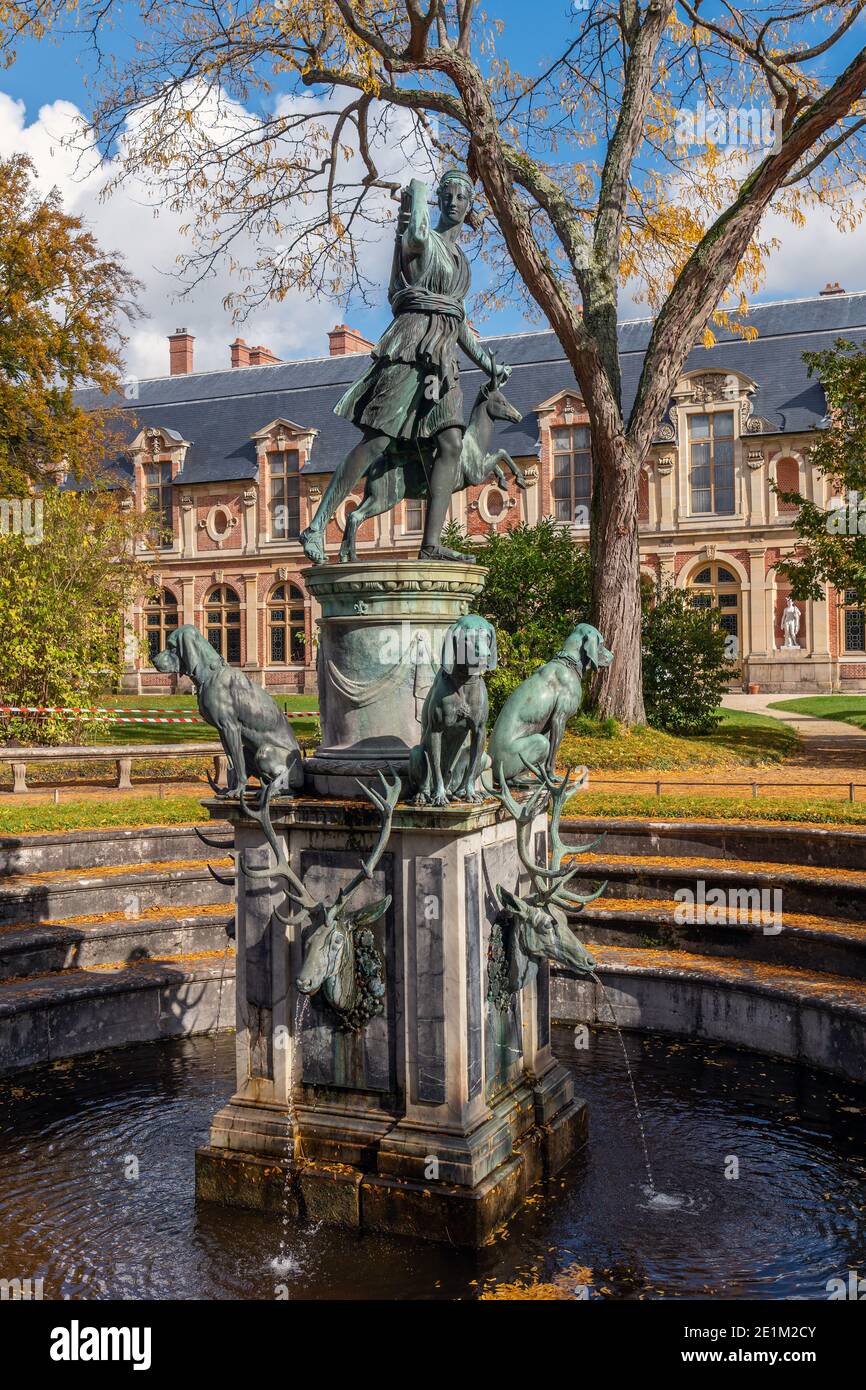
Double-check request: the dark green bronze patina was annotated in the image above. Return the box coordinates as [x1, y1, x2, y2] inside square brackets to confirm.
[408, 615, 496, 805]
[488, 623, 613, 786]
[484, 764, 605, 1008]
[300, 170, 512, 564]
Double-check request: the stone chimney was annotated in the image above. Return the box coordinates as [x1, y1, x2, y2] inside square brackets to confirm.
[248, 344, 282, 366]
[169, 329, 195, 375]
[230, 337, 251, 368]
[819, 281, 846, 296]
[328, 324, 374, 356]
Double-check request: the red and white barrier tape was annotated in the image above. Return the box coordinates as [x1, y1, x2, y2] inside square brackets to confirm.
[0, 704, 315, 723]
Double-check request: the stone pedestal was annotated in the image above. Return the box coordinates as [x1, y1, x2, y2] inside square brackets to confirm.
[303, 560, 486, 797]
[746, 650, 836, 693]
[196, 559, 586, 1244]
[195, 796, 585, 1247]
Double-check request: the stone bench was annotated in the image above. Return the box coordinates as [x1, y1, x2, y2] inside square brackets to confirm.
[0, 742, 228, 794]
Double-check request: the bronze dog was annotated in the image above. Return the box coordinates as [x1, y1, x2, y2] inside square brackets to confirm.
[153, 624, 304, 801]
[409, 615, 497, 806]
[488, 622, 612, 786]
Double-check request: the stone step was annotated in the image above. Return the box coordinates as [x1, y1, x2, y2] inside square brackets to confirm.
[0, 822, 232, 876]
[0, 904, 235, 980]
[0, 858, 233, 924]
[564, 851, 866, 919]
[552, 943, 866, 1083]
[573, 896, 866, 981]
[562, 815, 866, 872]
[0, 949, 236, 1072]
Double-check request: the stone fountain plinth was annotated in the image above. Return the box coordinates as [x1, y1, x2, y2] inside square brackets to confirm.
[194, 563, 586, 1246]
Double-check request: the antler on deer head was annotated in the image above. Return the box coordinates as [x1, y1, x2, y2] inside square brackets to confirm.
[241, 770, 401, 927]
[482, 761, 606, 912]
[332, 771, 401, 914]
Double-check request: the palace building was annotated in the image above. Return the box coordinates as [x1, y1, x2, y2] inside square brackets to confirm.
[79, 287, 866, 695]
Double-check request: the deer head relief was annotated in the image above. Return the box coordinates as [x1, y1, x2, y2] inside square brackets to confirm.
[484, 762, 603, 1011]
[242, 770, 400, 1032]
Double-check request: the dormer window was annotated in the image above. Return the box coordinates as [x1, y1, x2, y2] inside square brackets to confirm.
[144, 459, 173, 547]
[689, 410, 734, 515]
[269, 448, 301, 539]
[552, 424, 592, 523]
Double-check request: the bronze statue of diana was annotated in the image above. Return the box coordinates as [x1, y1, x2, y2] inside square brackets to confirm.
[299, 169, 511, 565]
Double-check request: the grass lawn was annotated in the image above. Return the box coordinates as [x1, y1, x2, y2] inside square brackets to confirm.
[3, 786, 865, 835]
[0, 692, 321, 787]
[769, 695, 866, 731]
[560, 708, 800, 771]
[103, 692, 320, 746]
[0, 795, 212, 836]
[563, 790, 866, 826]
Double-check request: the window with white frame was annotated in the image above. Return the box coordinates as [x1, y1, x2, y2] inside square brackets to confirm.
[551, 424, 592, 522]
[269, 449, 301, 539]
[145, 460, 174, 547]
[688, 410, 735, 515]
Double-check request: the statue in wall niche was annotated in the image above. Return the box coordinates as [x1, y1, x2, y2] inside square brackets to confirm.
[488, 623, 612, 787]
[781, 596, 802, 650]
[408, 615, 497, 806]
[299, 170, 513, 565]
[153, 625, 303, 804]
[484, 764, 604, 1010]
[338, 353, 526, 563]
[243, 770, 401, 1032]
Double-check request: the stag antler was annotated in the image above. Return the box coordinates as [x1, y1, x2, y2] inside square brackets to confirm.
[518, 761, 607, 911]
[333, 771, 402, 910]
[482, 761, 606, 911]
[242, 769, 401, 925]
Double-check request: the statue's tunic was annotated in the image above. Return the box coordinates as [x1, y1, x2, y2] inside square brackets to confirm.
[334, 227, 471, 442]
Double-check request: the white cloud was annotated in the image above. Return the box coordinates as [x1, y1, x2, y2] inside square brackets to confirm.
[0, 88, 423, 378]
[755, 201, 866, 301]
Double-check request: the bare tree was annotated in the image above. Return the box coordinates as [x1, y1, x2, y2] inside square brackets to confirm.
[8, 0, 866, 719]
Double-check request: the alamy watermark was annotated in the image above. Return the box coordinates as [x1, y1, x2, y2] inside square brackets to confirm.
[827, 1268, 866, 1299]
[826, 492, 866, 535]
[0, 498, 43, 545]
[674, 880, 783, 934]
[676, 102, 782, 154]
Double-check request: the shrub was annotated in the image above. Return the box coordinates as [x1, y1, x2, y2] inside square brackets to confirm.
[441, 518, 592, 719]
[642, 583, 730, 734]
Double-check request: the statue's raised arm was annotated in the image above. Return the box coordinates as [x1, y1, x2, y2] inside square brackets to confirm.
[300, 168, 518, 566]
[400, 178, 432, 262]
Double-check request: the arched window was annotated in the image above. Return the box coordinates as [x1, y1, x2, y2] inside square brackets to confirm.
[145, 588, 179, 663]
[269, 449, 301, 539]
[774, 457, 801, 515]
[689, 562, 741, 648]
[688, 410, 735, 515]
[844, 589, 866, 653]
[205, 585, 241, 663]
[268, 582, 306, 663]
[638, 467, 650, 523]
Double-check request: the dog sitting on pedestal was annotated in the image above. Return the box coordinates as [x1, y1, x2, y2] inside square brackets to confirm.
[153, 624, 304, 802]
[408, 615, 497, 806]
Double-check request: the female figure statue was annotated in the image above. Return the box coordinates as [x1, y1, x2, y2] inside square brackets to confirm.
[299, 170, 509, 564]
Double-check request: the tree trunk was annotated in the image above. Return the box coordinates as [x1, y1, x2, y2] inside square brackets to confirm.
[589, 431, 646, 724]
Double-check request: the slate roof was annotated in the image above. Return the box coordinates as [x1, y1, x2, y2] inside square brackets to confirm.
[78, 291, 866, 486]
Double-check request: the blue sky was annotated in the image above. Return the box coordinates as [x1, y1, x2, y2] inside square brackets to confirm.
[2, 3, 865, 376]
